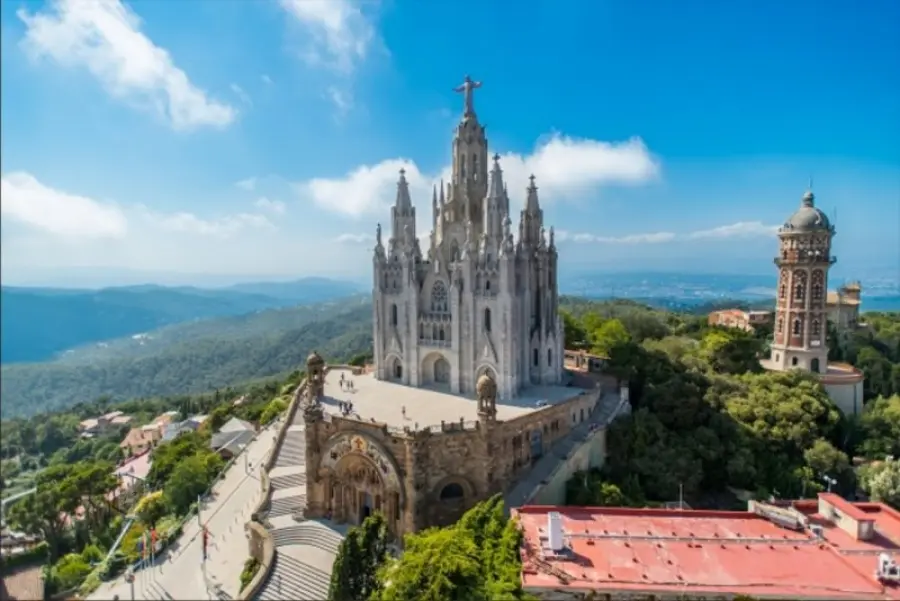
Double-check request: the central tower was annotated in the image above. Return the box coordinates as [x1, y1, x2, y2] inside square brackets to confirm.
[371, 77, 564, 400]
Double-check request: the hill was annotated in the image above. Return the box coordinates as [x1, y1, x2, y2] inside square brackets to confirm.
[0, 296, 372, 418]
[0, 278, 363, 364]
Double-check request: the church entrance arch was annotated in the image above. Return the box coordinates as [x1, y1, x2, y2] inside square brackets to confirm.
[421, 352, 451, 388]
[318, 433, 404, 532]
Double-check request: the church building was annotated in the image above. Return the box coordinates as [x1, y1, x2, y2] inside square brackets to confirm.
[371, 75, 564, 400]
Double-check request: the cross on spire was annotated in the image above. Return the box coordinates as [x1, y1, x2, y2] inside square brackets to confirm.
[492, 153, 500, 164]
[529, 174, 536, 185]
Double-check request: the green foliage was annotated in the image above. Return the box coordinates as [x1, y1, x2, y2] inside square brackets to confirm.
[164, 453, 223, 516]
[50, 553, 92, 592]
[565, 304, 900, 507]
[859, 457, 900, 509]
[329, 513, 390, 601]
[134, 491, 167, 527]
[1, 299, 372, 418]
[371, 496, 528, 601]
[259, 397, 289, 426]
[239, 557, 260, 592]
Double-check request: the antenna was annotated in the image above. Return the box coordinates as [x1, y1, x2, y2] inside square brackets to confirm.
[679, 483, 684, 510]
[808, 176, 814, 192]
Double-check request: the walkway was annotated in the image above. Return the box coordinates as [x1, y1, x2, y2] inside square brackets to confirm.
[253, 402, 347, 601]
[88, 422, 279, 601]
[504, 387, 626, 511]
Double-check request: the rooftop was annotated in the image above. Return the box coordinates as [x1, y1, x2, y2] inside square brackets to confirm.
[321, 367, 588, 429]
[514, 494, 900, 600]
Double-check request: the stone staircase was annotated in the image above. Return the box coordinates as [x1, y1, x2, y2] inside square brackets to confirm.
[254, 554, 332, 601]
[504, 388, 626, 511]
[271, 523, 343, 554]
[253, 403, 345, 601]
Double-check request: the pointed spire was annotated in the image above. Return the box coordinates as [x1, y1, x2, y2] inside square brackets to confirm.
[488, 153, 504, 198]
[439, 179, 445, 205]
[432, 185, 438, 207]
[395, 168, 412, 210]
[549, 226, 555, 249]
[526, 174, 540, 212]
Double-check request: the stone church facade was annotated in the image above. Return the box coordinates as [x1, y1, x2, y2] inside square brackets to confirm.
[299, 78, 610, 540]
[371, 75, 564, 401]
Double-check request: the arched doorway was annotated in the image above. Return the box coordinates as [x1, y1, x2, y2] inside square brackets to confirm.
[319, 434, 404, 533]
[434, 357, 451, 384]
[387, 356, 402, 381]
[811, 358, 821, 373]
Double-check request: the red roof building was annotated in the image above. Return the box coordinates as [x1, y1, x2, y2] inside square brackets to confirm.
[513, 493, 900, 600]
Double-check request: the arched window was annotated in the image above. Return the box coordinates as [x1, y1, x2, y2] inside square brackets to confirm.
[440, 483, 465, 500]
[794, 283, 805, 300]
[779, 284, 786, 299]
[533, 349, 539, 367]
[776, 318, 784, 334]
[792, 357, 799, 367]
[812, 283, 823, 300]
[431, 281, 449, 313]
[484, 308, 492, 333]
[485, 280, 491, 292]
[792, 319, 802, 336]
[812, 319, 822, 336]
[432, 325, 438, 340]
[391, 304, 398, 326]
[547, 349, 552, 366]
[418, 323, 423, 339]
[472, 154, 479, 181]
[439, 328, 445, 341]
[811, 358, 821, 373]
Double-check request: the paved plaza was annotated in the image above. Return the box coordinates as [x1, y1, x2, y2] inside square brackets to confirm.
[322, 367, 584, 429]
[88, 421, 279, 601]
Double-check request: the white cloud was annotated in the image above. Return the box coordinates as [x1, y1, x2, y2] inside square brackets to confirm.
[235, 178, 257, 192]
[297, 134, 660, 219]
[327, 86, 353, 116]
[254, 197, 287, 215]
[261, 74, 273, 85]
[3, 171, 274, 243]
[1, 171, 128, 239]
[557, 230, 677, 245]
[687, 221, 778, 240]
[334, 232, 373, 244]
[18, 0, 235, 131]
[279, 0, 376, 73]
[230, 83, 252, 107]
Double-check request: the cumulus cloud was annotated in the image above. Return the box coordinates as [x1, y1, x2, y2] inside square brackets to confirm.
[1, 172, 129, 239]
[279, 0, 376, 73]
[2, 172, 273, 242]
[298, 135, 660, 218]
[254, 197, 287, 214]
[687, 221, 778, 240]
[18, 0, 235, 131]
[235, 178, 257, 191]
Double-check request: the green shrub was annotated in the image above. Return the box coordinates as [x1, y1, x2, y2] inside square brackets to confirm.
[239, 557, 260, 592]
[81, 543, 104, 564]
[52, 553, 92, 592]
[260, 398, 288, 426]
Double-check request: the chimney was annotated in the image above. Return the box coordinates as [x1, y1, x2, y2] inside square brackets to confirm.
[547, 511, 563, 552]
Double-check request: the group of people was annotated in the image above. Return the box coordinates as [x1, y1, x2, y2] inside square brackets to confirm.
[338, 372, 355, 391]
[340, 400, 355, 416]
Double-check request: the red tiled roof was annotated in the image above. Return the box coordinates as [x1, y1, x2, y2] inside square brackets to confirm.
[514, 497, 900, 600]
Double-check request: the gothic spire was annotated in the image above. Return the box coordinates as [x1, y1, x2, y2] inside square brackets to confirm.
[488, 153, 504, 199]
[526, 174, 541, 213]
[395, 168, 412, 211]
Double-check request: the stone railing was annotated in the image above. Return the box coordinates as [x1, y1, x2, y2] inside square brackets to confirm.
[238, 378, 307, 601]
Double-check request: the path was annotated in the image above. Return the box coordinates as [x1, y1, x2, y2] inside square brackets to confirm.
[89, 422, 279, 601]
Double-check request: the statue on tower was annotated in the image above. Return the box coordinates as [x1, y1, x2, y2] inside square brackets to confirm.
[453, 75, 482, 116]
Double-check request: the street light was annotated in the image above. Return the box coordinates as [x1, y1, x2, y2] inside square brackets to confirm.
[823, 475, 837, 493]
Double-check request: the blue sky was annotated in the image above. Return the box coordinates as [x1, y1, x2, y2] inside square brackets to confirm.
[1, 0, 898, 287]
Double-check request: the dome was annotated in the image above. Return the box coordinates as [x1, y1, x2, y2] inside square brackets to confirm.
[306, 350, 324, 366]
[476, 372, 497, 399]
[783, 190, 831, 232]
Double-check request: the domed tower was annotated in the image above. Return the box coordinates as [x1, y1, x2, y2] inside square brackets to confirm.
[769, 187, 836, 374]
[306, 350, 326, 400]
[476, 372, 497, 422]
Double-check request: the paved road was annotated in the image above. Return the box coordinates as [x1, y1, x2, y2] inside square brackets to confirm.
[89, 423, 279, 601]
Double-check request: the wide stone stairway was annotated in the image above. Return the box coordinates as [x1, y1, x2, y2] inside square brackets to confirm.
[254, 407, 346, 601]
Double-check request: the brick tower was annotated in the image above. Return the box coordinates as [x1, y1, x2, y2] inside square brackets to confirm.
[769, 187, 836, 374]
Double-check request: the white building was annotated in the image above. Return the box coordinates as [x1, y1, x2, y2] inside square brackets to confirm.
[372, 76, 564, 401]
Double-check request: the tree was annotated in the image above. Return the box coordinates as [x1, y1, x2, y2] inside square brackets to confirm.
[134, 490, 168, 527]
[590, 319, 631, 356]
[329, 513, 389, 601]
[371, 496, 529, 601]
[164, 454, 214, 515]
[860, 458, 900, 510]
[858, 395, 900, 459]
